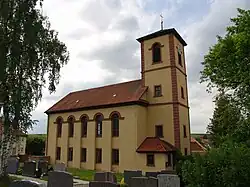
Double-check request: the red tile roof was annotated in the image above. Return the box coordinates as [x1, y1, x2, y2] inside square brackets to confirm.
[136, 137, 177, 153]
[46, 79, 148, 114]
[190, 137, 206, 152]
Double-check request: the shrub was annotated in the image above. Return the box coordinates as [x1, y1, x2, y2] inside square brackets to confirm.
[180, 140, 250, 187]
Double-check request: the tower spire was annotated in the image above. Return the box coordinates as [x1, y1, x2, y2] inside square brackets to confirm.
[160, 14, 164, 30]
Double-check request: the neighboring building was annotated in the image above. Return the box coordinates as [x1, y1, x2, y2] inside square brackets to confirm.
[191, 133, 211, 149]
[12, 131, 27, 156]
[190, 137, 206, 155]
[45, 28, 190, 172]
[0, 117, 27, 156]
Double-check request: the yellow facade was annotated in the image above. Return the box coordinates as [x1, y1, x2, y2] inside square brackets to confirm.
[46, 29, 190, 173]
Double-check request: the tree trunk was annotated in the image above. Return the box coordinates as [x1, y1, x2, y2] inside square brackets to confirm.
[0, 130, 14, 177]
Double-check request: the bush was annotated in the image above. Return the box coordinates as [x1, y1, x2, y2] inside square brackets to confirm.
[179, 140, 250, 187]
[26, 134, 46, 155]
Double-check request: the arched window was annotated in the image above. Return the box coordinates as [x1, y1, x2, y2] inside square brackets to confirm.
[81, 116, 88, 137]
[68, 116, 74, 137]
[111, 113, 119, 137]
[95, 114, 103, 137]
[152, 43, 161, 63]
[56, 117, 63, 138]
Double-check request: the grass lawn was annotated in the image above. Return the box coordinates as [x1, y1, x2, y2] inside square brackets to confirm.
[67, 168, 124, 182]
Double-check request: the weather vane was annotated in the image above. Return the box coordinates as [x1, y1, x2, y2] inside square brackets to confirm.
[160, 14, 164, 30]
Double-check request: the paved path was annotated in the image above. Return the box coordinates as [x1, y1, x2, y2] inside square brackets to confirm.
[10, 174, 89, 187]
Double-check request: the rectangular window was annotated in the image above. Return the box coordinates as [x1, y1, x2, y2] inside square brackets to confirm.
[147, 154, 155, 166]
[181, 87, 185, 99]
[112, 117, 119, 137]
[81, 120, 87, 137]
[57, 124, 62, 137]
[184, 148, 188, 156]
[183, 125, 187, 138]
[81, 148, 87, 162]
[68, 147, 73, 161]
[96, 122, 102, 137]
[56, 147, 61, 160]
[168, 154, 172, 166]
[112, 149, 119, 165]
[178, 53, 182, 66]
[155, 125, 163, 137]
[96, 148, 102, 163]
[154, 85, 162, 97]
[69, 123, 74, 137]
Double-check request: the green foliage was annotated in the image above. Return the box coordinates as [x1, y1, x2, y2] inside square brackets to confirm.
[207, 93, 243, 147]
[201, 8, 250, 112]
[180, 141, 250, 187]
[26, 134, 45, 155]
[0, 0, 69, 132]
[0, 0, 68, 176]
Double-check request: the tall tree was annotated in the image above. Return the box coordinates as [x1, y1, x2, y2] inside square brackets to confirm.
[201, 8, 250, 112]
[207, 93, 242, 147]
[0, 0, 69, 177]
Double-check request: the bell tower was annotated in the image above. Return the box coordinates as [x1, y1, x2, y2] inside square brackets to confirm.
[137, 28, 190, 155]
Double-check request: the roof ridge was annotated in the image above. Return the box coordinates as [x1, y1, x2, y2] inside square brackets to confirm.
[70, 79, 142, 94]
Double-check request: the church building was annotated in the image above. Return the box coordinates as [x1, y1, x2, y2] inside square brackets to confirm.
[45, 28, 190, 172]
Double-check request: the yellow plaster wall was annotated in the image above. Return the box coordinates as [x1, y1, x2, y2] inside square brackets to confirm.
[144, 69, 173, 103]
[136, 153, 166, 172]
[137, 106, 147, 147]
[47, 105, 142, 172]
[179, 105, 190, 154]
[176, 70, 188, 106]
[144, 35, 170, 70]
[147, 105, 175, 145]
[81, 121, 96, 170]
[174, 36, 186, 73]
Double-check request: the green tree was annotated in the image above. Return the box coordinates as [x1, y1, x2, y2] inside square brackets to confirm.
[26, 135, 45, 155]
[201, 8, 250, 112]
[207, 93, 242, 147]
[0, 0, 69, 177]
[180, 141, 250, 187]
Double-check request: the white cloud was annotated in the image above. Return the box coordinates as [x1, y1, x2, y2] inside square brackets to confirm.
[30, 0, 250, 134]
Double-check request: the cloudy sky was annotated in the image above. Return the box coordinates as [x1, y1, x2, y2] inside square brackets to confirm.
[30, 0, 250, 134]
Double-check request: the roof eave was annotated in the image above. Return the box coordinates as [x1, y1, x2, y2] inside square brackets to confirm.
[136, 150, 176, 153]
[136, 28, 187, 46]
[45, 100, 149, 115]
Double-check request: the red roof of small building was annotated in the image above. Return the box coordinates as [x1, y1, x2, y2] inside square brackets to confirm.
[46, 79, 148, 114]
[190, 137, 206, 152]
[136, 137, 177, 153]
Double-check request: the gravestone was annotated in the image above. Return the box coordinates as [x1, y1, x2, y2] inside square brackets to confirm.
[130, 177, 158, 187]
[94, 172, 106, 181]
[158, 174, 180, 187]
[89, 181, 119, 187]
[107, 172, 117, 183]
[6, 157, 19, 174]
[47, 171, 73, 187]
[22, 161, 37, 177]
[124, 170, 142, 186]
[145, 172, 159, 178]
[38, 160, 48, 175]
[9, 180, 46, 187]
[54, 162, 66, 171]
[94, 172, 117, 183]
